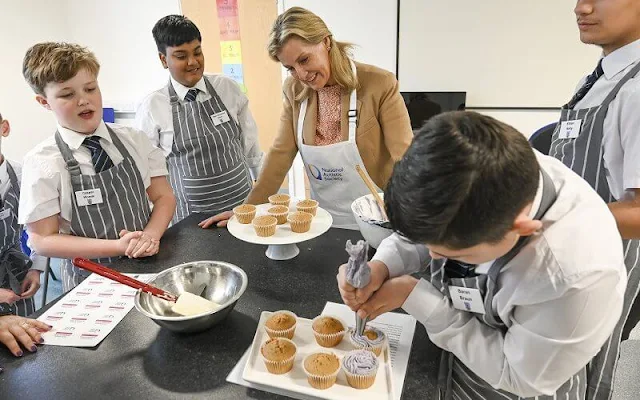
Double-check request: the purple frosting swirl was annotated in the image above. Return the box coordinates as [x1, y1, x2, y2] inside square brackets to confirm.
[343, 350, 379, 375]
[350, 326, 385, 347]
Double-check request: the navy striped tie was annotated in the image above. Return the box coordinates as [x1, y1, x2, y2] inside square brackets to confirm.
[83, 136, 114, 173]
[184, 88, 199, 102]
[563, 59, 604, 109]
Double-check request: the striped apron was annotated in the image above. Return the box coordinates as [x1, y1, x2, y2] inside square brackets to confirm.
[549, 60, 640, 400]
[0, 162, 35, 316]
[55, 126, 151, 291]
[432, 169, 589, 399]
[166, 78, 252, 224]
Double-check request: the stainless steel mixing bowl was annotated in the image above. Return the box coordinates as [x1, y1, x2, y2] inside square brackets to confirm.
[134, 261, 248, 333]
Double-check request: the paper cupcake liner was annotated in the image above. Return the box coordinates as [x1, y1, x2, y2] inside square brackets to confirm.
[312, 315, 347, 347]
[288, 211, 313, 233]
[268, 194, 291, 208]
[233, 205, 256, 224]
[261, 338, 297, 375]
[264, 310, 297, 339]
[343, 368, 377, 389]
[348, 333, 385, 357]
[253, 216, 277, 237]
[302, 353, 340, 390]
[296, 205, 317, 216]
[262, 352, 296, 375]
[268, 207, 289, 225]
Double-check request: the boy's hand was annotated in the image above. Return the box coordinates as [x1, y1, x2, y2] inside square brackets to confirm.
[356, 275, 419, 320]
[0, 315, 51, 357]
[337, 260, 390, 311]
[198, 211, 233, 228]
[116, 230, 144, 257]
[20, 270, 42, 299]
[0, 289, 20, 304]
[119, 230, 159, 258]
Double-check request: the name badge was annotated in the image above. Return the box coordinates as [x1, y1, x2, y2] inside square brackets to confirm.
[558, 119, 582, 139]
[75, 189, 104, 206]
[211, 111, 231, 126]
[0, 208, 11, 220]
[449, 286, 486, 314]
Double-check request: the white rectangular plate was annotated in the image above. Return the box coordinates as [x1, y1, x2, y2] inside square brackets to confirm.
[242, 311, 394, 400]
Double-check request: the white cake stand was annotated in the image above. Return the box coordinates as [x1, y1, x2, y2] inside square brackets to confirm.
[227, 203, 333, 260]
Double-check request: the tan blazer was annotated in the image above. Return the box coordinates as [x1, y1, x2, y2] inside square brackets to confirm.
[246, 61, 413, 204]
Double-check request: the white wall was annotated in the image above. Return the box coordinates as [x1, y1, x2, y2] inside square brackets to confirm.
[473, 109, 560, 138]
[0, 1, 71, 162]
[281, 0, 398, 75]
[399, 0, 601, 107]
[0, 0, 180, 162]
[64, 0, 181, 111]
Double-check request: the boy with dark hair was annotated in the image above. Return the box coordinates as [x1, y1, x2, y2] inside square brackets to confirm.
[0, 112, 46, 316]
[338, 111, 627, 399]
[135, 15, 262, 224]
[21, 42, 176, 292]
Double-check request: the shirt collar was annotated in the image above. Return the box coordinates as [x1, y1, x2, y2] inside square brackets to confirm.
[170, 76, 208, 101]
[527, 171, 544, 220]
[602, 38, 640, 79]
[0, 157, 8, 185]
[57, 120, 111, 150]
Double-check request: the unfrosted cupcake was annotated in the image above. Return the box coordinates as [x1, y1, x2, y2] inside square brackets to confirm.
[261, 338, 297, 374]
[287, 211, 313, 233]
[302, 352, 340, 390]
[342, 350, 379, 389]
[349, 326, 386, 356]
[233, 204, 256, 224]
[268, 193, 290, 208]
[267, 205, 289, 225]
[264, 310, 297, 339]
[253, 215, 277, 237]
[312, 315, 346, 347]
[296, 199, 318, 216]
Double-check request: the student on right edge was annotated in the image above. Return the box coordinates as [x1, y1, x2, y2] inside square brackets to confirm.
[548, 1, 640, 398]
[338, 112, 626, 399]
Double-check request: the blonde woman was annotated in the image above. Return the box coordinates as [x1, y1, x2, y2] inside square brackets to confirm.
[201, 7, 413, 230]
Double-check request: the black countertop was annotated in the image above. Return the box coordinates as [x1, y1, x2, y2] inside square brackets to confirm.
[0, 215, 441, 399]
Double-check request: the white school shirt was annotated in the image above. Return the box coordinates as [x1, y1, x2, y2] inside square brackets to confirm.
[572, 38, 640, 200]
[134, 74, 263, 179]
[0, 160, 45, 271]
[18, 121, 168, 236]
[372, 152, 627, 397]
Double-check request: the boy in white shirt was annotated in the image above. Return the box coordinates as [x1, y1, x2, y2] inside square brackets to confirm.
[20, 42, 176, 291]
[135, 15, 262, 224]
[0, 112, 45, 316]
[338, 112, 626, 399]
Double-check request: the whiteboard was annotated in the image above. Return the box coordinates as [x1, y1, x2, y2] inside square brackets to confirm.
[398, 0, 602, 107]
[281, 0, 398, 75]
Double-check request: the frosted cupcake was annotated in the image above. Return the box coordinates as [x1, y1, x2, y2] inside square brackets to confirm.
[233, 204, 256, 224]
[267, 205, 289, 225]
[268, 193, 290, 208]
[287, 211, 313, 233]
[296, 199, 318, 216]
[349, 326, 386, 356]
[302, 352, 340, 390]
[312, 315, 346, 347]
[261, 338, 297, 374]
[342, 350, 379, 389]
[264, 310, 297, 339]
[253, 215, 277, 237]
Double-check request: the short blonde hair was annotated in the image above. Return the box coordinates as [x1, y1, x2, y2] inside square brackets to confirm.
[268, 7, 358, 99]
[23, 42, 100, 95]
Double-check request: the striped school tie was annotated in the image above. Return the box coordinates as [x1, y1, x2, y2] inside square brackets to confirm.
[563, 59, 604, 109]
[82, 136, 114, 173]
[184, 88, 199, 102]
